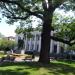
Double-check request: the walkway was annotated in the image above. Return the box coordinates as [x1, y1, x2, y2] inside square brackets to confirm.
[14, 56, 39, 62]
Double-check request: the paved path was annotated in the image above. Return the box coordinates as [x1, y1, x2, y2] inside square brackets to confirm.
[14, 56, 39, 62]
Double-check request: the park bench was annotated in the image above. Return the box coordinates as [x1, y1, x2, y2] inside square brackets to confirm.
[11, 53, 33, 61]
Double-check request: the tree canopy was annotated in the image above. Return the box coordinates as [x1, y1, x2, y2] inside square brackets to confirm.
[0, 0, 75, 45]
[52, 11, 75, 44]
[0, 0, 75, 63]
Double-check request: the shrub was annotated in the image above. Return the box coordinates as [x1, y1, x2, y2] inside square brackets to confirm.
[0, 38, 16, 51]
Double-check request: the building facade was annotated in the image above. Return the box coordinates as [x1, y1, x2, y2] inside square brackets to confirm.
[15, 31, 64, 54]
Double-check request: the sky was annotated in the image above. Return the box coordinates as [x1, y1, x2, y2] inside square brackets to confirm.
[0, 16, 38, 37]
[0, 15, 17, 37]
[0, 22, 16, 37]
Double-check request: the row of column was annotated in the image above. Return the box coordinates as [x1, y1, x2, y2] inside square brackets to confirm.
[24, 34, 60, 54]
[24, 34, 41, 52]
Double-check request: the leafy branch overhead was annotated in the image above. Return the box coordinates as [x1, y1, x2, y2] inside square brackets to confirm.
[53, 13, 75, 46]
[0, 0, 43, 20]
[0, 0, 75, 46]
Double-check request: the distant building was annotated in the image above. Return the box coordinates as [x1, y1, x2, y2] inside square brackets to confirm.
[4, 36, 15, 41]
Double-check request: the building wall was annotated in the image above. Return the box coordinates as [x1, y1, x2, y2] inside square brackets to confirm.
[16, 31, 62, 54]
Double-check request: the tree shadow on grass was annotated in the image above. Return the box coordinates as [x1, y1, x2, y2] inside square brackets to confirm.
[48, 62, 75, 75]
[0, 61, 75, 75]
[0, 62, 42, 70]
[0, 69, 30, 75]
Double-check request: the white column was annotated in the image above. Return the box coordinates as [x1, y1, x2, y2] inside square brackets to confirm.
[25, 35, 27, 50]
[57, 42, 60, 54]
[50, 40, 54, 53]
[50, 31, 54, 53]
[34, 34, 36, 50]
[29, 38, 32, 51]
[38, 37, 41, 52]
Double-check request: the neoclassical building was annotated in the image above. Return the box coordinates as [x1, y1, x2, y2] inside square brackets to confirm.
[15, 31, 64, 54]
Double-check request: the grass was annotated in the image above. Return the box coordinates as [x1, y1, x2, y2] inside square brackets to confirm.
[0, 60, 75, 75]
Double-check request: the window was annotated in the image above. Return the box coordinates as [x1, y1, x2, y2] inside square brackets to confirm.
[26, 43, 29, 50]
[31, 44, 34, 50]
[32, 35, 34, 41]
[23, 36, 26, 40]
[36, 34, 40, 41]
[60, 47, 64, 53]
[36, 44, 39, 51]
[18, 36, 21, 40]
[53, 44, 57, 53]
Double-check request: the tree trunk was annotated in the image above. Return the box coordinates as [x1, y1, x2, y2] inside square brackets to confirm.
[39, 11, 53, 64]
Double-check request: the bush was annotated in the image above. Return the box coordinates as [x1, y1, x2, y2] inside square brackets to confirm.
[0, 38, 16, 51]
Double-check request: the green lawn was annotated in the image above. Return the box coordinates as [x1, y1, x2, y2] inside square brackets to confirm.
[0, 60, 75, 75]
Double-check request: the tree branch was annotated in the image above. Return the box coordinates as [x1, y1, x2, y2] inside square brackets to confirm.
[50, 35, 75, 46]
[50, 35, 71, 45]
[6, 15, 30, 20]
[4, 3, 15, 16]
[69, 37, 75, 42]
[3, 3, 29, 20]
[54, 0, 66, 8]
[70, 42, 75, 46]
[0, 0, 43, 20]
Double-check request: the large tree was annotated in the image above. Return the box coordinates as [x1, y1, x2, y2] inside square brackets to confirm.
[0, 0, 75, 63]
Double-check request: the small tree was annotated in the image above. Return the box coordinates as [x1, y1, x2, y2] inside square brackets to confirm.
[0, 38, 16, 52]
